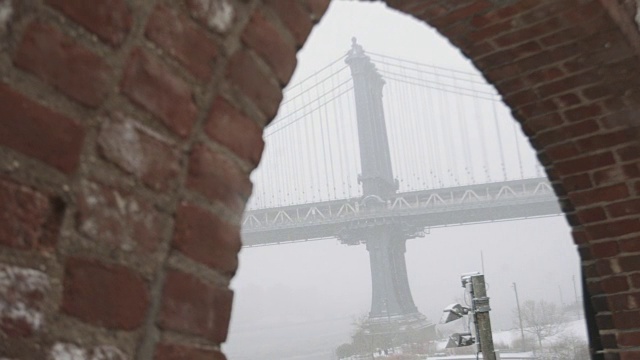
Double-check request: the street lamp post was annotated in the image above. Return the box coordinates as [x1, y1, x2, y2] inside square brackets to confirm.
[441, 273, 498, 360]
[468, 274, 497, 360]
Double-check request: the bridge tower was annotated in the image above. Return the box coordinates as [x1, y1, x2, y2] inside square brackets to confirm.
[341, 38, 433, 337]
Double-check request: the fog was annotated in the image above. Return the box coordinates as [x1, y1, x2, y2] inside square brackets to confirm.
[225, 2, 584, 359]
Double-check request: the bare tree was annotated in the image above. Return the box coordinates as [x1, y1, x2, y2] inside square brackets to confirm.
[515, 300, 567, 350]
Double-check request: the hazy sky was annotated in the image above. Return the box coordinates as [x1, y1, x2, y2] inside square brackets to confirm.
[225, 2, 584, 359]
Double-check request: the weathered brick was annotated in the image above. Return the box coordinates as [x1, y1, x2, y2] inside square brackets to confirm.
[173, 202, 240, 274]
[596, 259, 615, 276]
[76, 181, 166, 253]
[620, 236, 640, 253]
[607, 199, 640, 218]
[591, 240, 620, 258]
[596, 313, 614, 330]
[61, 257, 149, 330]
[146, 4, 219, 80]
[572, 228, 591, 245]
[242, 11, 296, 85]
[608, 293, 640, 312]
[186, 143, 252, 213]
[601, 276, 630, 293]
[604, 353, 621, 360]
[0, 177, 63, 251]
[543, 142, 579, 162]
[502, 89, 538, 109]
[593, 166, 637, 187]
[465, 40, 496, 58]
[97, 113, 181, 192]
[226, 49, 282, 119]
[533, 119, 599, 149]
[303, 0, 331, 21]
[469, 0, 538, 29]
[429, 1, 492, 29]
[203, 97, 264, 166]
[517, 98, 558, 119]
[563, 104, 603, 123]
[521, 113, 563, 135]
[121, 48, 197, 138]
[493, 16, 562, 48]
[576, 206, 607, 224]
[613, 311, 640, 330]
[49, 343, 126, 360]
[598, 108, 637, 130]
[554, 93, 582, 108]
[0, 264, 50, 337]
[619, 255, 640, 272]
[14, 21, 113, 107]
[154, 342, 226, 360]
[586, 218, 640, 240]
[554, 151, 615, 177]
[45, 0, 132, 46]
[470, 20, 515, 45]
[265, 0, 313, 46]
[569, 183, 630, 207]
[578, 244, 592, 261]
[158, 270, 233, 342]
[621, 350, 640, 359]
[617, 144, 640, 161]
[0, 84, 85, 173]
[537, 72, 600, 99]
[577, 130, 634, 153]
[185, 0, 236, 33]
[561, 173, 592, 192]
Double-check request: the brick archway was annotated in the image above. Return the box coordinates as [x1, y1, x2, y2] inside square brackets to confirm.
[0, 1, 639, 359]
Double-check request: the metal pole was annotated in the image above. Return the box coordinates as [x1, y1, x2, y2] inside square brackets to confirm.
[558, 285, 564, 306]
[512, 282, 526, 352]
[572, 275, 581, 319]
[471, 275, 497, 360]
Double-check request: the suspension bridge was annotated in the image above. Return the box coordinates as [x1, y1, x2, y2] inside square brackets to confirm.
[241, 39, 561, 335]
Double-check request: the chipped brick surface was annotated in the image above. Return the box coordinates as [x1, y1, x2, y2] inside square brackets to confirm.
[97, 113, 180, 192]
[0, 264, 50, 337]
[0, 177, 63, 251]
[76, 181, 165, 253]
[121, 48, 197, 138]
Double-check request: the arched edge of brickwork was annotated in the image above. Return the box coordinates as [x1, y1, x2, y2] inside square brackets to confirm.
[1, 0, 640, 359]
[378, 1, 640, 358]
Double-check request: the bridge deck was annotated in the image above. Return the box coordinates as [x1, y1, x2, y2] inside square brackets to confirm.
[242, 177, 562, 247]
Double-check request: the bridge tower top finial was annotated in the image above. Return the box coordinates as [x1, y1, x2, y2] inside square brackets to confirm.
[348, 36, 364, 58]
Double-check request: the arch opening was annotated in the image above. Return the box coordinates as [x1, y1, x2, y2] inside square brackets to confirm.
[229, 2, 601, 359]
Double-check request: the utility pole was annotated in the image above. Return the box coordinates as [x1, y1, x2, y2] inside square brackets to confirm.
[512, 282, 526, 352]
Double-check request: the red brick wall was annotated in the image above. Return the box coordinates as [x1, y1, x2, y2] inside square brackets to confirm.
[0, 0, 639, 359]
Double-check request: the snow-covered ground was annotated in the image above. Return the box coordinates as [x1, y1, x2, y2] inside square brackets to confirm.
[426, 319, 588, 360]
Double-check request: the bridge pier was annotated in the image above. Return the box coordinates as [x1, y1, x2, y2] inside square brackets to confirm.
[338, 215, 433, 338]
[367, 233, 416, 317]
[365, 230, 432, 335]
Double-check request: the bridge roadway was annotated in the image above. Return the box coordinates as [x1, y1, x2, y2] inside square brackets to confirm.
[241, 177, 562, 247]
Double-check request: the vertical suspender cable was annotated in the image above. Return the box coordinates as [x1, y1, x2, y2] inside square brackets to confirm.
[512, 120, 525, 180]
[491, 101, 508, 181]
